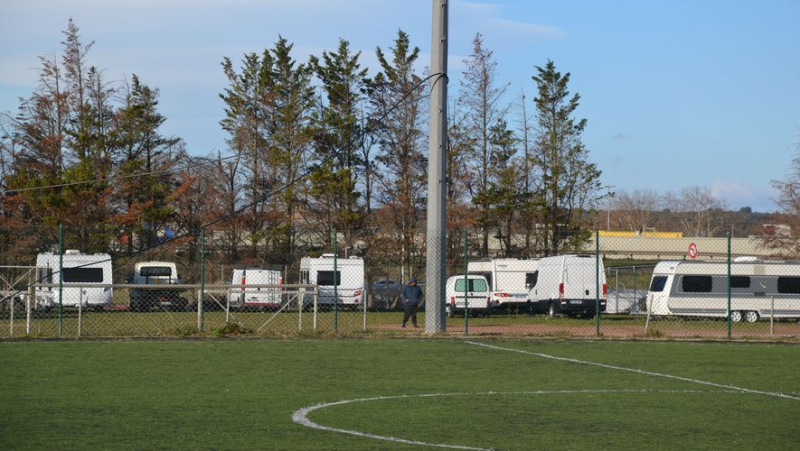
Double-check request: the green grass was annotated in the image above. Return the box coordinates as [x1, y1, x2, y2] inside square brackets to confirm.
[1, 339, 798, 450]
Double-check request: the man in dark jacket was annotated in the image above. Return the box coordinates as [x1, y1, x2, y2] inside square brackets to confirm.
[401, 277, 423, 328]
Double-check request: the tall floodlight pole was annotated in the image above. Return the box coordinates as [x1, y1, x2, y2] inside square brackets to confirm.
[425, 0, 448, 333]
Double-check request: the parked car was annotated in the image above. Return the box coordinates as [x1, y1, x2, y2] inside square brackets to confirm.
[371, 279, 403, 309]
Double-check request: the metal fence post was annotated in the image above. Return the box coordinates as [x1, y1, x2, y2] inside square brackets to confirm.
[199, 229, 206, 332]
[596, 230, 600, 336]
[27, 284, 33, 335]
[464, 230, 468, 336]
[770, 296, 775, 337]
[333, 229, 338, 334]
[727, 231, 731, 340]
[58, 221, 63, 337]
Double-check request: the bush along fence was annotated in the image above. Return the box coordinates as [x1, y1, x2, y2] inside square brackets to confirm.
[1, 229, 799, 340]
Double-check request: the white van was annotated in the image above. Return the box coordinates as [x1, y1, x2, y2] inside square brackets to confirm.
[527, 254, 607, 317]
[228, 267, 282, 309]
[646, 260, 800, 322]
[34, 250, 113, 309]
[445, 274, 493, 317]
[299, 255, 364, 307]
[468, 258, 539, 311]
[128, 261, 186, 311]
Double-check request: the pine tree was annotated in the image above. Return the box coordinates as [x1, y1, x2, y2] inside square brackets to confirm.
[531, 61, 601, 255]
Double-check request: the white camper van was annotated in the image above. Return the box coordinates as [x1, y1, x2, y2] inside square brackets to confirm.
[299, 254, 364, 307]
[527, 254, 607, 317]
[128, 261, 186, 311]
[468, 259, 539, 311]
[646, 260, 800, 322]
[34, 250, 113, 309]
[228, 267, 282, 309]
[445, 274, 493, 317]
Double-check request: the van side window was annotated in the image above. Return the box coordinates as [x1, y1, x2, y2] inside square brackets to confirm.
[649, 276, 668, 292]
[730, 276, 750, 289]
[778, 277, 800, 294]
[681, 275, 712, 293]
[526, 271, 538, 290]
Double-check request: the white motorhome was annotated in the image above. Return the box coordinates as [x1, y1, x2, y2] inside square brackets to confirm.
[34, 250, 113, 309]
[445, 274, 493, 317]
[646, 260, 800, 322]
[128, 261, 186, 311]
[299, 254, 364, 307]
[468, 259, 539, 311]
[228, 267, 282, 309]
[527, 254, 607, 317]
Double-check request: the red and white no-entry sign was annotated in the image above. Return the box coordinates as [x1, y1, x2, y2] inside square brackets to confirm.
[688, 242, 698, 259]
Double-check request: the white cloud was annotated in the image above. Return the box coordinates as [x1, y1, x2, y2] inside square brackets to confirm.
[711, 180, 780, 212]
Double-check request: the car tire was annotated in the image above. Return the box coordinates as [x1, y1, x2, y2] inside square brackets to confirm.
[730, 310, 743, 323]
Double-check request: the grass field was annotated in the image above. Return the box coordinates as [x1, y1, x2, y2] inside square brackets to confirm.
[1, 338, 799, 450]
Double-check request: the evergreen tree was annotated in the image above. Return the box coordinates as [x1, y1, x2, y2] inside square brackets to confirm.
[531, 61, 601, 255]
[308, 39, 368, 250]
[366, 30, 427, 274]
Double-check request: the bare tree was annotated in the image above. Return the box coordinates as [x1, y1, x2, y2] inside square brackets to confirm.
[612, 188, 662, 233]
[663, 186, 728, 237]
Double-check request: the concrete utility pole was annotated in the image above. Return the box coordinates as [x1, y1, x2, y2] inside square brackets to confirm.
[425, 0, 448, 333]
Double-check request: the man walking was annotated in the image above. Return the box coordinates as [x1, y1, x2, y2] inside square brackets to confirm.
[401, 277, 423, 328]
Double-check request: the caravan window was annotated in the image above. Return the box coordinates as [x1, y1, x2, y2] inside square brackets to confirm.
[649, 276, 668, 292]
[455, 278, 488, 292]
[63, 267, 104, 283]
[37, 267, 53, 284]
[317, 271, 341, 286]
[526, 272, 538, 290]
[730, 276, 750, 289]
[681, 275, 712, 293]
[778, 277, 800, 294]
[140, 266, 172, 277]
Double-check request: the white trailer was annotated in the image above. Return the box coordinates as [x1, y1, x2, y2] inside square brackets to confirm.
[467, 258, 539, 311]
[646, 259, 800, 322]
[527, 254, 607, 317]
[34, 250, 113, 309]
[299, 254, 364, 307]
[228, 267, 282, 309]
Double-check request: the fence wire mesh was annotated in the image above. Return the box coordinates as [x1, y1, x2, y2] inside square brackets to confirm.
[1, 231, 799, 340]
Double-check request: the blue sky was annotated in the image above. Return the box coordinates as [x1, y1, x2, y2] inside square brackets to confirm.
[2, 0, 799, 213]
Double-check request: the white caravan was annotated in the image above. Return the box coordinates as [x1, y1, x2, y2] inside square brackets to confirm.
[34, 250, 113, 309]
[228, 267, 283, 309]
[646, 260, 800, 322]
[527, 254, 607, 317]
[445, 274, 493, 317]
[468, 258, 539, 311]
[300, 255, 364, 307]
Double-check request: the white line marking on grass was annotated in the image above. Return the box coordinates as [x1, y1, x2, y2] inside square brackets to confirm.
[292, 389, 731, 450]
[465, 341, 800, 402]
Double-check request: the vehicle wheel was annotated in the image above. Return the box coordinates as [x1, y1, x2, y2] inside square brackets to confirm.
[548, 302, 555, 318]
[730, 310, 743, 323]
[744, 311, 759, 323]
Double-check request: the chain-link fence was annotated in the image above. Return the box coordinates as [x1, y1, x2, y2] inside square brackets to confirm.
[2, 231, 799, 339]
